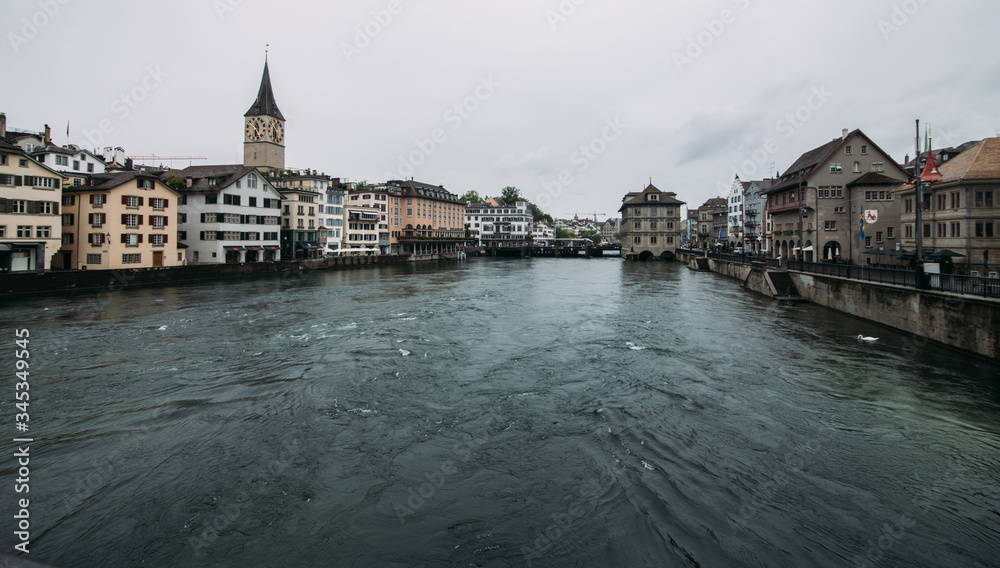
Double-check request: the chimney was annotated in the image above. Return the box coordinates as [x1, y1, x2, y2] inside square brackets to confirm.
[0, 113, 5, 137]
[842, 128, 849, 140]
[44, 124, 51, 145]
[125, 157, 133, 170]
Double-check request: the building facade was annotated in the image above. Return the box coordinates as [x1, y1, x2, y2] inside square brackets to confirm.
[172, 165, 283, 264]
[465, 199, 532, 247]
[896, 137, 1000, 275]
[1, 127, 65, 272]
[763, 129, 909, 263]
[59, 171, 183, 269]
[619, 184, 685, 260]
[390, 180, 470, 257]
[243, 59, 285, 172]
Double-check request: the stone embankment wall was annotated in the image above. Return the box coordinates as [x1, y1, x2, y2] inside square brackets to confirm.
[681, 252, 999, 359]
[1, 255, 411, 296]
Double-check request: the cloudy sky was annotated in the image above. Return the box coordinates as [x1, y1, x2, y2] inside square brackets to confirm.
[4, 0, 998, 219]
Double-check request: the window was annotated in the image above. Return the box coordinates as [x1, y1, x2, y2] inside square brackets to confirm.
[151, 216, 166, 228]
[249, 197, 257, 207]
[923, 224, 931, 238]
[62, 195, 75, 206]
[297, 205, 304, 215]
[861, 145, 868, 154]
[205, 193, 218, 205]
[650, 221, 658, 230]
[151, 234, 166, 246]
[92, 194, 106, 207]
[871, 162, 884, 173]
[950, 222, 961, 238]
[650, 236, 657, 244]
[62, 214, 74, 226]
[834, 206, 846, 214]
[122, 253, 141, 264]
[937, 223, 946, 238]
[975, 190, 993, 208]
[125, 195, 140, 208]
[223, 194, 241, 206]
[248, 174, 257, 189]
[36, 226, 51, 238]
[824, 221, 836, 230]
[16, 226, 32, 238]
[830, 163, 843, 173]
[633, 222, 641, 229]
[151, 197, 165, 210]
[905, 224, 913, 238]
[208, 178, 217, 186]
[845, 145, 852, 155]
[73, 160, 80, 171]
[853, 162, 861, 173]
[950, 192, 961, 209]
[0, 226, 4, 237]
[87, 163, 94, 173]
[633, 236, 641, 244]
[40, 202, 54, 214]
[56, 155, 68, 166]
[887, 227, 895, 239]
[976, 221, 995, 237]
[905, 198, 912, 213]
[937, 194, 947, 210]
[86, 254, 101, 264]
[124, 214, 140, 228]
[124, 233, 140, 246]
[875, 231, 883, 244]
[864, 236, 872, 247]
[90, 233, 104, 246]
[13, 200, 26, 213]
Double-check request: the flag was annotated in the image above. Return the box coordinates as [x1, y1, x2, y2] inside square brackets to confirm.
[859, 214, 865, 241]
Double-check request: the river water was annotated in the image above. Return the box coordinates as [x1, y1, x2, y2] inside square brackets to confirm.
[4, 258, 999, 567]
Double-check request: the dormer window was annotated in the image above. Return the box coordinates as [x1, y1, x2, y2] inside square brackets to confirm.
[208, 178, 216, 186]
[647, 194, 659, 201]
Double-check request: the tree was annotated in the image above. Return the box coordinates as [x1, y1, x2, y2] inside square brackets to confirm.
[555, 227, 577, 239]
[355, 180, 370, 191]
[460, 190, 483, 203]
[578, 229, 602, 245]
[499, 186, 522, 204]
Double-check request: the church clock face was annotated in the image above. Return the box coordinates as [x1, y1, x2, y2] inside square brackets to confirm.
[269, 119, 284, 144]
[245, 117, 266, 141]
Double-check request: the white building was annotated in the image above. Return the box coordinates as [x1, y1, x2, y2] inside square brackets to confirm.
[465, 199, 533, 247]
[30, 144, 107, 187]
[344, 205, 382, 255]
[532, 221, 554, 243]
[346, 186, 393, 254]
[728, 175, 744, 246]
[172, 165, 284, 263]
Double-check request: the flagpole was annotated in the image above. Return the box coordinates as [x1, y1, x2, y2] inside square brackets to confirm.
[914, 119, 924, 287]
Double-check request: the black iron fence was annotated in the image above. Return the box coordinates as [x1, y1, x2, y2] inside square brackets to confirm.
[787, 260, 918, 287]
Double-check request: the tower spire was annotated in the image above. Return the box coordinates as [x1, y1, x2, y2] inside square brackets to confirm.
[245, 55, 284, 121]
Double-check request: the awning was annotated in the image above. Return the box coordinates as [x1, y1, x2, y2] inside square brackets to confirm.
[264, 245, 280, 251]
[224, 246, 245, 251]
[0, 244, 11, 252]
[296, 241, 322, 250]
[245, 246, 262, 251]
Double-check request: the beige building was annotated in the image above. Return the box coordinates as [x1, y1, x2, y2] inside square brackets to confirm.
[695, 197, 726, 249]
[243, 59, 285, 172]
[896, 137, 1000, 275]
[59, 171, 184, 269]
[619, 184, 685, 260]
[763, 129, 909, 262]
[1, 120, 65, 272]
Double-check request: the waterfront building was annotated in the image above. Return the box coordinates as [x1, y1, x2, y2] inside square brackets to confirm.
[59, 171, 183, 269]
[533, 221, 555, 243]
[323, 181, 346, 255]
[170, 165, 283, 264]
[269, 170, 329, 259]
[243, 58, 285, 172]
[465, 198, 532, 248]
[763, 128, 909, 262]
[600, 217, 621, 245]
[741, 178, 769, 252]
[346, 184, 394, 254]
[846, 172, 904, 263]
[343, 205, 382, 255]
[0, 120, 65, 271]
[727, 176, 744, 247]
[392, 179, 470, 257]
[895, 137, 1000, 276]
[711, 203, 728, 248]
[695, 197, 726, 249]
[619, 183, 685, 260]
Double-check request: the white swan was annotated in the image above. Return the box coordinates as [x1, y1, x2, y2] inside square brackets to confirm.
[857, 335, 878, 342]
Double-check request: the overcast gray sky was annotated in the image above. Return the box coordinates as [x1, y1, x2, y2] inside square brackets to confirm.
[4, 0, 999, 219]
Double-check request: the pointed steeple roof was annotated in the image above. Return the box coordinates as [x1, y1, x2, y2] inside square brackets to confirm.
[244, 60, 284, 121]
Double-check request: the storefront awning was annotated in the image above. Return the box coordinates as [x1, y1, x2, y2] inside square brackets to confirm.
[245, 246, 262, 251]
[224, 246, 245, 251]
[0, 244, 11, 252]
[264, 245, 280, 251]
[296, 241, 322, 250]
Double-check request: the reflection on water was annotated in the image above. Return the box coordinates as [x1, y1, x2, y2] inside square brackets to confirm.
[2, 258, 998, 567]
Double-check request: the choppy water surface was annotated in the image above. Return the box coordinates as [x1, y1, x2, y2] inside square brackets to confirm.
[4, 259, 1000, 567]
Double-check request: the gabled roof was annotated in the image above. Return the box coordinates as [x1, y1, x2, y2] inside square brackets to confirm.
[389, 179, 462, 203]
[619, 184, 685, 211]
[167, 164, 271, 193]
[244, 61, 284, 121]
[64, 170, 176, 194]
[896, 138, 1000, 192]
[29, 144, 106, 163]
[699, 197, 727, 209]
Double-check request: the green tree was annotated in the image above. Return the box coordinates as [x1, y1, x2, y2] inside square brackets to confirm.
[460, 190, 484, 203]
[555, 227, 577, 239]
[499, 186, 522, 204]
[578, 229, 602, 245]
[355, 180, 370, 191]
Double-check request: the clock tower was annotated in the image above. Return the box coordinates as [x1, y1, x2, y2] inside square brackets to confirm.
[243, 57, 285, 171]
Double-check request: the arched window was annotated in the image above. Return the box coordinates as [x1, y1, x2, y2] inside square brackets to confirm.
[248, 173, 258, 188]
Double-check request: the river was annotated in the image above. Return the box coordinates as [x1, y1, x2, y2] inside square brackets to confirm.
[4, 258, 999, 567]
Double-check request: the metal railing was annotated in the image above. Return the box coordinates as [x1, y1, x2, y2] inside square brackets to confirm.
[787, 260, 918, 287]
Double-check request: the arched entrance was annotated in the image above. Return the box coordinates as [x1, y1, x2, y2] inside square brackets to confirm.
[659, 250, 675, 261]
[823, 241, 841, 262]
[637, 251, 655, 261]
